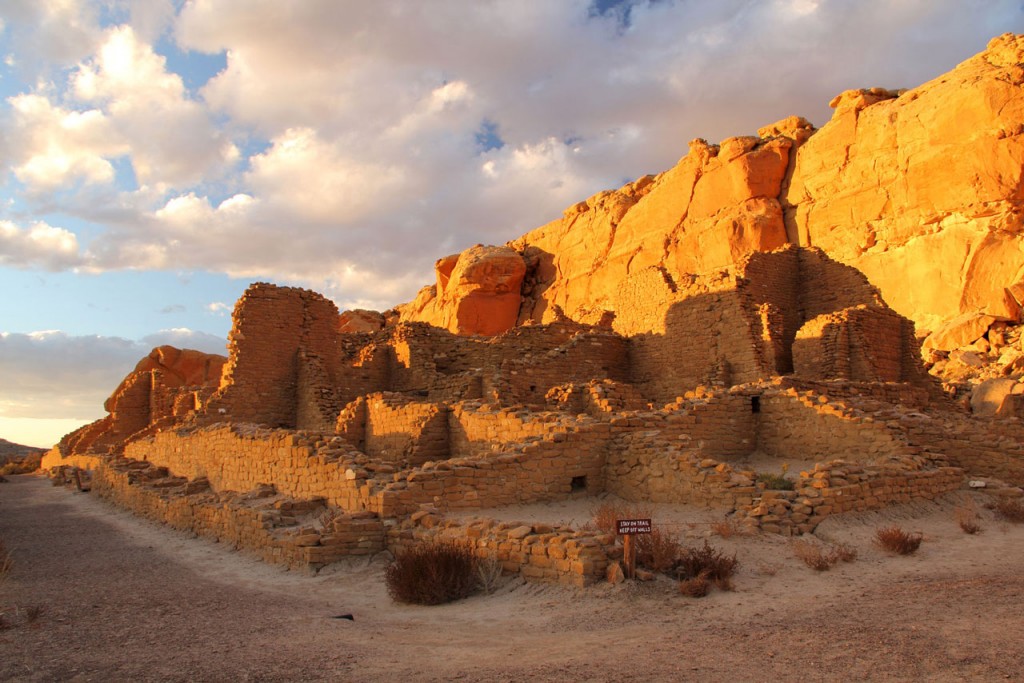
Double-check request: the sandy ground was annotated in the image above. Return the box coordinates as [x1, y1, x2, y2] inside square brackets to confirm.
[1, 474, 1023, 682]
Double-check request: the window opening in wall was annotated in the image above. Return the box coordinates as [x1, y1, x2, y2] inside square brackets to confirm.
[751, 396, 761, 413]
[571, 475, 587, 492]
[529, 385, 537, 392]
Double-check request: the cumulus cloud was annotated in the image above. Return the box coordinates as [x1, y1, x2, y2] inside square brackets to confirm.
[72, 25, 238, 187]
[0, 220, 85, 270]
[5, 94, 127, 192]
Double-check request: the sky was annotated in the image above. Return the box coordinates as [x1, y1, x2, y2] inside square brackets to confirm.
[0, 0, 1019, 448]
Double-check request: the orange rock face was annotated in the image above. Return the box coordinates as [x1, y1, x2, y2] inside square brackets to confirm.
[509, 134, 794, 325]
[397, 35, 1024, 341]
[785, 33, 1024, 333]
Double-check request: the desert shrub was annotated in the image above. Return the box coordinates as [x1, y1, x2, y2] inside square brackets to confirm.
[792, 539, 838, 571]
[955, 506, 983, 534]
[834, 543, 857, 562]
[791, 540, 856, 570]
[756, 473, 794, 491]
[633, 527, 682, 574]
[989, 498, 1024, 523]
[385, 541, 478, 605]
[874, 526, 922, 555]
[678, 571, 711, 598]
[675, 541, 738, 589]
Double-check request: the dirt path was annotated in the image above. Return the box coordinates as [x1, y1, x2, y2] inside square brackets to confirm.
[2, 474, 1023, 682]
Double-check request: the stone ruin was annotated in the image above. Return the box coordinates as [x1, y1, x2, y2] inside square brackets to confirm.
[43, 34, 1024, 586]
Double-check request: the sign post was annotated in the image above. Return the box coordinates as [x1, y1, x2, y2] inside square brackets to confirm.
[616, 518, 652, 579]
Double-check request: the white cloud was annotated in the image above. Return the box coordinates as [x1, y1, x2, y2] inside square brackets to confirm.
[0, 0, 101, 76]
[0, 220, 85, 270]
[6, 94, 127, 192]
[72, 25, 237, 187]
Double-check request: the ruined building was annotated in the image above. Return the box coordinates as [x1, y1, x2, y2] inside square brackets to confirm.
[44, 35, 1024, 585]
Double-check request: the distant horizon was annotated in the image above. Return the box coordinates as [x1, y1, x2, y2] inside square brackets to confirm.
[1, 0, 1021, 448]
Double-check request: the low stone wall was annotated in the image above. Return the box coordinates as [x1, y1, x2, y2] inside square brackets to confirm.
[757, 390, 908, 462]
[379, 422, 612, 516]
[604, 433, 758, 508]
[736, 459, 964, 534]
[90, 457, 385, 570]
[386, 511, 614, 587]
[124, 425, 382, 513]
[449, 403, 580, 458]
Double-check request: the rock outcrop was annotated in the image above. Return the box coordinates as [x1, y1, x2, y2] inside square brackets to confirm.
[785, 33, 1024, 333]
[392, 34, 1024, 342]
[398, 245, 527, 336]
[56, 345, 226, 456]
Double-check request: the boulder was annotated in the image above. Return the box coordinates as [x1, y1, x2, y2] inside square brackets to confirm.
[441, 245, 526, 336]
[971, 377, 1021, 416]
[338, 309, 385, 333]
[922, 312, 997, 352]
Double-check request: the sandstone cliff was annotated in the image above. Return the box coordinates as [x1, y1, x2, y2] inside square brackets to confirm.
[395, 34, 1024, 341]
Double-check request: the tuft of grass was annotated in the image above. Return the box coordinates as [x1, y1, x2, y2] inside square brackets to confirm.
[791, 540, 857, 571]
[955, 506, 983, 534]
[756, 473, 794, 491]
[874, 526, 922, 555]
[675, 541, 738, 593]
[385, 540, 479, 605]
[22, 604, 44, 625]
[988, 498, 1024, 523]
[475, 557, 504, 595]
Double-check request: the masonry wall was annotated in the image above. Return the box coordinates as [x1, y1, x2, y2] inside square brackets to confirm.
[91, 458, 385, 570]
[495, 330, 631, 407]
[124, 426, 382, 513]
[739, 246, 801, 374]
[448, 404, 580, 458]
[377, 421, 612, 517]
[387, 513, 613, 586]
[623, 271, 769, 404]
[757, 390, 908, 463]
[205, 284, 341, 429]
[363, 393, 449, 466]
[736, 460, 964, 535]
[604, 435, 759, 508]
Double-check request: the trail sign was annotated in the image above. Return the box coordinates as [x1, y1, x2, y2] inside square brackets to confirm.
[616, 518, 652, 579]
[617, 518, 652, 535]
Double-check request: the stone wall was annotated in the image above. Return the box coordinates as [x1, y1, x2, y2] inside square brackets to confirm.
[387, 511, 613, 587]
[205, 283, 341, 429]
[362, 393, 449, 466]
[377, 421, 611, 517]
[757, 390, 908, 463]
[90, 458, 384, 571]
[737, 460, 964, 534]
[495, 330, 630, 407]
[448, 402, 591, 458]
[124, 426, 382, 513]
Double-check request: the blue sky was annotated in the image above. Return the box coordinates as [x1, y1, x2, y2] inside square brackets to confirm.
[0, 0, 1020, 447]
